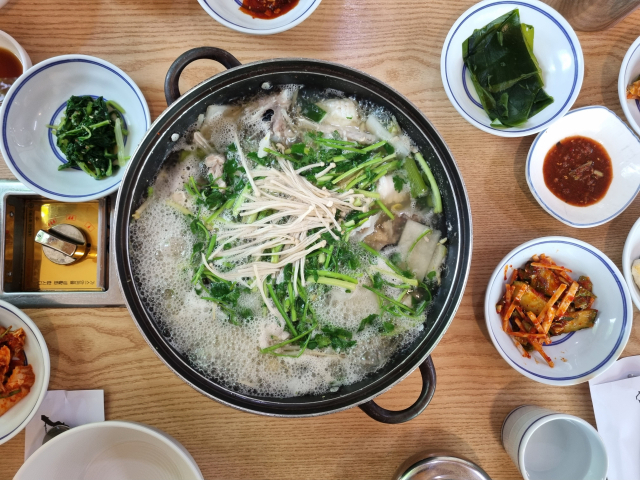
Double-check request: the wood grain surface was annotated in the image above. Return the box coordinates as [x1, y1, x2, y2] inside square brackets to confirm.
[1, 0, 640, 478]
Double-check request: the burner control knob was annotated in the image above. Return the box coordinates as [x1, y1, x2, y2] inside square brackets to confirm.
[35, 224, 89, 265]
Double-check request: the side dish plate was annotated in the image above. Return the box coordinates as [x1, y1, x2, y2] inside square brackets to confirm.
[622, 216, 640, 313]
[0, 54, 150, 202]
[619, 35, 640, 138]
[196, 0, 322, 35]
[526, 106, 640, 228]
[0, 300, 50, 445]
[485, 237, 632, 386]
[441, 0, 584, 137]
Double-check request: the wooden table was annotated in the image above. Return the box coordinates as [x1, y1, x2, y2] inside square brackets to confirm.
[1, 1, 639, 478]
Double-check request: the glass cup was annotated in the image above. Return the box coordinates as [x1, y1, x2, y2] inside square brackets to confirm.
[502, 405, 608, 480]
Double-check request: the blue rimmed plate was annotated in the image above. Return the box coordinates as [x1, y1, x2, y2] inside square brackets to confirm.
[440, 0, 584, 137]
[0, 300, 50, 445]
[619, 36, 640, 138]
[526, 106, 640, 228]
[197, 0, 322, 35]
[484, 237, 632, 386]
[0, 54, 150, 202]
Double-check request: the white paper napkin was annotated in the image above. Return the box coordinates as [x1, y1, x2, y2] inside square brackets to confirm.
[24, 390, 104, 461]
[589, 356, 640, 480]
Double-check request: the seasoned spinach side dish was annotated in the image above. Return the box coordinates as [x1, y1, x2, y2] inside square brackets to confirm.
[47, 95, 128, 179]
[130, 86, 448, 397]
[463, 9, 554, 127]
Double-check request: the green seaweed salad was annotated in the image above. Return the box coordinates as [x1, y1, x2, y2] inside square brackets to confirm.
[47, 95, 128, 179]
[463, 9, 554, 127]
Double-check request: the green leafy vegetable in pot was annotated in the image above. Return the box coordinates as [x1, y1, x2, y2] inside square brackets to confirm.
[462, 9, 554, 127]
[47, 95, 129, 179]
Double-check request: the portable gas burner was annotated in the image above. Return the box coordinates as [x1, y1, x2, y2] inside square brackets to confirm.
[0, 180, 124, 307]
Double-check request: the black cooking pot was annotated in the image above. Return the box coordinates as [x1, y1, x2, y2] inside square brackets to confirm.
[114, 47, 472, 424]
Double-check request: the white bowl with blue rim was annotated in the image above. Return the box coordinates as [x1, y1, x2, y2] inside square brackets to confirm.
[485, 236, 632, 386]
[440, 0, 584, 137]
[526, 105, 640, 228]
[619, 36, 640, 138]
[197, 0, 322, 35]
[0, 54, 150, 202]
[0, 299, 50, 446]
[622, 216, 640, 313]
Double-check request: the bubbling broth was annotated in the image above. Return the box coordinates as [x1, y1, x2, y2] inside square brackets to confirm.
[130, 86, 448, 397]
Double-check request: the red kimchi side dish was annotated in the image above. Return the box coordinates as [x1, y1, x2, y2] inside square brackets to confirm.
[496, 254, 598, 367]
[0, 326, 35, 416]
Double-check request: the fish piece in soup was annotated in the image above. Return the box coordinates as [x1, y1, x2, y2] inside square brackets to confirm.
[397, 220, 441, 280]
[364, 215, 407, 251]
[317, 98, 361, 127]
[204, 153, 227, 187]
[378, 175, 410, 208]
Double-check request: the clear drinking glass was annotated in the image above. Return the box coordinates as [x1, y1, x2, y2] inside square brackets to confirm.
[544, 0, 640, 31]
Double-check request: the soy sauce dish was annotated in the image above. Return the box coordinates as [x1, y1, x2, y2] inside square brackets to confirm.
[526, 106, 640, 228]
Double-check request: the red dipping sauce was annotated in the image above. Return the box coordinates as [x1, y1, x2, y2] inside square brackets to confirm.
[542, 135, 613, 207]
[239, 0, 299, 19]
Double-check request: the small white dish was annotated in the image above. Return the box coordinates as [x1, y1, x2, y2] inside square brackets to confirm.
[15, 421, 204, 480]
[0, 30, 31, 73]
[526, 106, 640, 228]
[502, 405, 607, 480]
[485, 236, 632, 386]
[0, 54, 150, 202]
[0, 300, 50, 446]
[197, 0, 322, 35]
[622, 216, 640, 312]
[619, 36, 640, 138]
[441, 0, 584, 137]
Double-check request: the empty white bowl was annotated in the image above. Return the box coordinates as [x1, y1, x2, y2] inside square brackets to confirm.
[0, 54, 150, 202]
[619, 36, 640, 138]
[197, 0, 322, 35]
[15, 421, 204, 480]
[622, 216, 640, 312]
[0, 300, 50, 446]
[526, 105, 640, 228]
[485, 236, 632, 386]
[441, 0, 584, 137]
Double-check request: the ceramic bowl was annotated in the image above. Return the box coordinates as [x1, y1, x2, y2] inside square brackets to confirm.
[441, 0, 584, 137]
[0, 30, 31, 74]
[622, 216, 640, 312]
[196, 0, 322, 35]
[0, 54, 150, 202]
[0, 300, 50, 445]
[526, 106, 640, 228]
[15, 421, 203, 480]
[484, 236, 632, 386]
[619, 36, 640, 138]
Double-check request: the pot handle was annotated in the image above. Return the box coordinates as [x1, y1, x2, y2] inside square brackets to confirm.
[358, 356, 436, 424]
[165, 47, 242, 106]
